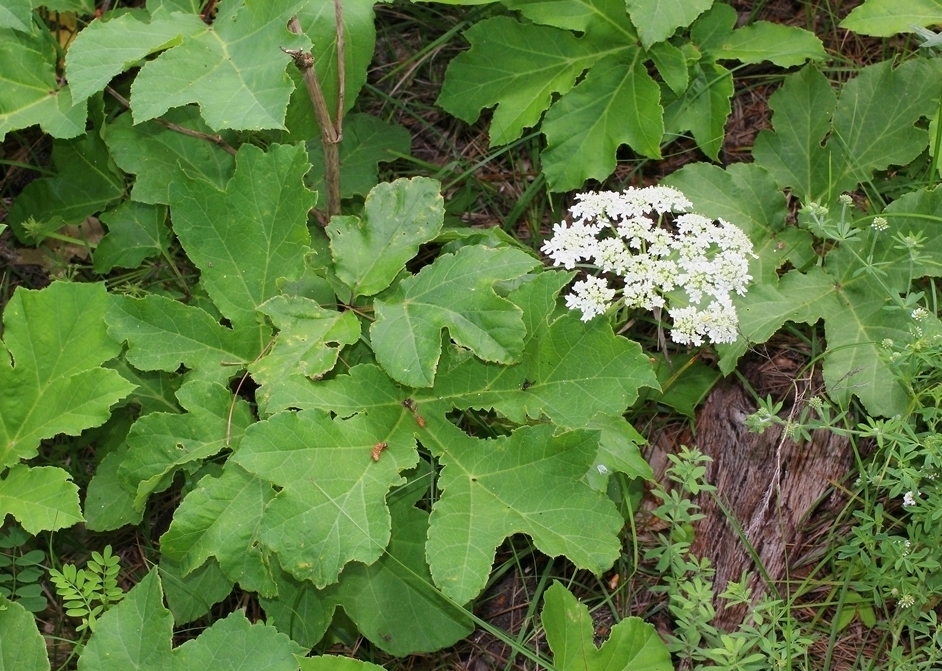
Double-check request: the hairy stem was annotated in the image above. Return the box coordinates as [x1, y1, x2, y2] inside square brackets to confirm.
[286, 13, 344, 218]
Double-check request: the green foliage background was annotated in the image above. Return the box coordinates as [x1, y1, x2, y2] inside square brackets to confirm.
[3, 0, 942, 668]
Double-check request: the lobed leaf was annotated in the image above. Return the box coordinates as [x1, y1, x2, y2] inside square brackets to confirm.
[437, 16, 599, 147]
[172, 609, 303, 670]
[169, 143, 315, 332]
[327, 176, 444, 299]
[94, 202, 171, 273]
[65, 8, 205, 103]
[104, 106, 236, 206]
[251, 296, 360, 414]
[0, 465, 83, 535]
[232, 408, 418, 588]
[755, 60, 942, 203]
[662, 60, 732, 161]
[828, 58, 942, 189]
[333, 505, 472, 653]
[0, 282, 134, 469]
[647, 41, 689, 95]
[752, 64, 839, 202]
[542, 582, 672, 671]
[541, 53, 663, 191]
[77, 569, 173, 670]
[371, 245, 539, 388]
[625, 0, 713, 48]
[160, 464, 278, 596]
[425, 422, 623, 604]
[713, 21, 826, 67]
[77, 569, 303, 671]
[262, 486, 473, 655]
[7, 133, 124, 240]
[126, 0, 309, 130]
[119, 380, 253, 509]
[106, 294, 260, 384]
[263, 362, 407, 424]
[417, 312, 657, 430]
[0, 593, 50, 671]
[0, 28, 87, 143]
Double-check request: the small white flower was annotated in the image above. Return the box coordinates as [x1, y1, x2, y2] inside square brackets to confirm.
[565, 276, 615, 321]
[544, 185, 753, 343]
[668, 300, 740, 346]
[898, 593, 915, 608]
[912, 307, 929, 321]
[872, 216, 889, 231]
[838, 193, 853, 206]
[541, 221, 602, 269]
[903, 490, 918, 507]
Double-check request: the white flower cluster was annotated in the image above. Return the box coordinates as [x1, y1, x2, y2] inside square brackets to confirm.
[542, 185, 754, 345]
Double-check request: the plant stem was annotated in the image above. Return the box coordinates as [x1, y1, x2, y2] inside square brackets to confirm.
[105, 87, 237, 156]
[285, 12, 343, 218]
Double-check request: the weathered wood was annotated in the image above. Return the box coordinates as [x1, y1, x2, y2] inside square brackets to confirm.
[648, 355, 853, 630]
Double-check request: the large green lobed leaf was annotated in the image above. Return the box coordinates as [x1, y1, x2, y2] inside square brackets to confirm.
[77, 569, 303, 671]
[66, 8, 205, 104]
[251, 296, 361, 413]
[232, 408, 418, 588]
[261, 484, 473, 655]
[118, 380, 253, 509]
[327, 176, 444, 299]
[417, 272, 658, 430]
[169, 143, 315, 333]
[0, 28, 87, 142]
[425, 422, 623, 604]
[713, 21, 827, 67]
[437, 16, 601, 146]
[625, 0, 713, 48]
[0, 282, 133, 468]
[371, 245, 540, 388]
[104, 107, 237, 206]
[8, 133, 124, 240]
[106, 294, 260, 385]
[542, 582, 672, 671]
[752, 65, 838, 203]
[754, 60, 942, 203]
[0, 593, 50, 671]
[94, 202, 171, 273]
[133, 0, 307, 129]
[160, 464, 278, 597]
[542, 53, 664, 190]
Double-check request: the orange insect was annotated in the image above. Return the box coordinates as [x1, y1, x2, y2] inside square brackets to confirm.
[402, 398, 426, 428]
[371, 442, 388, 462]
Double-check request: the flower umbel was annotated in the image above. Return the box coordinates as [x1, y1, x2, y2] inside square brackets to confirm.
[542, 186, 754, 344]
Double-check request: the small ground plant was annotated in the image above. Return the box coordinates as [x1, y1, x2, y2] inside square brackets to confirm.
[48, 546, 124, 633]
[3, 0, 942, 669]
